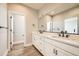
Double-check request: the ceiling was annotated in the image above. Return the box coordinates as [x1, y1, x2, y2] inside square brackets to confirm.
[22, 3, 79, 16]
[22, 3, 79, 11]
[22, 3, 46, 10]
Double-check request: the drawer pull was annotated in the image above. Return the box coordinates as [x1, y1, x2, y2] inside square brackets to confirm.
[55, 50, 58, 55]
[53, 49, 55, 54]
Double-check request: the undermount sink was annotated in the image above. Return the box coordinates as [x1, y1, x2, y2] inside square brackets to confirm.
[52, 36, 58, 38]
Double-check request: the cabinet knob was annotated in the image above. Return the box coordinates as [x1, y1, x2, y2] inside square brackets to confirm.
[53, 49, 58, 55]
[55, 50, 58, 55]
[53, 49, 55, 54]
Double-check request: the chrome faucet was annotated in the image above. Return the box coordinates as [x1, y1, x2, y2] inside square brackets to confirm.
[61, 31, 64, 37]
[59, 31, 69, 38]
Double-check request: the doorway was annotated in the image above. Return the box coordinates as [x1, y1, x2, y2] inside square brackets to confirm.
[8, 11, 26, 50]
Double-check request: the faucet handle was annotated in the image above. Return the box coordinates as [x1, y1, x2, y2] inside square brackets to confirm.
[66, 34, 69, 38]
[60, 31, 64, 37]
[61, 31, 64, 34]
[58, 33, 61, 36]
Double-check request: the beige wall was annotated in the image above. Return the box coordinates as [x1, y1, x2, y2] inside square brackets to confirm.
[8, 3, 38, 44]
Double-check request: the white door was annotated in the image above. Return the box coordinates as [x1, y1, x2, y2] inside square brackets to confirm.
[0, 4, 7, 55]
[13, 13, 26, 45]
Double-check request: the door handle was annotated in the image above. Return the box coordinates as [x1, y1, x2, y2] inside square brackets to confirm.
[22, 34, 24, 36]
[53, 49, 58, 55]
[0, 26, 8, 29]
[53, 49, 55, 54]
[10, 29, 12, 32]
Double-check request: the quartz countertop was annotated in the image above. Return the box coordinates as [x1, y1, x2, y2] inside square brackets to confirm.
[32, 32, 79, 48]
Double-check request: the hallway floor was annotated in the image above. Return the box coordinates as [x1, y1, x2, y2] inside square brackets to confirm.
[7, 43, 42, 56]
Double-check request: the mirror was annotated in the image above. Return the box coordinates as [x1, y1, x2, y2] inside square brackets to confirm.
[64, 16, 79, 34]
[38, 15, 53, 32]
[38, 15, 79, 34]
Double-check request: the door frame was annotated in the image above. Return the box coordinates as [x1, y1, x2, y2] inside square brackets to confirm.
[8, 10, 27, 50]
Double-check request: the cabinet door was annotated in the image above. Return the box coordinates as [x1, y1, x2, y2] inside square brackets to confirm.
[44, 42, 55, 56]
[39, 37, 45, 54]
[34, 35, 40, 48]
[32, 33, 35, 44]
[36, 37, 41, 50]
[54, 46, 73, 56]
[32, 34, 37, 45]
[44, 38, 55, 56]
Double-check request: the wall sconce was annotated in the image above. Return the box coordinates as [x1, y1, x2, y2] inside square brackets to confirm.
[41, 25, 44, 27]
[32, 24, 35, 27]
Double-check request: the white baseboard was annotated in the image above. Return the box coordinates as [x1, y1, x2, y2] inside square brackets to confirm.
[24, 43, 32, 47]
[13, 41, 24, 45]
[3, 49, 9, 56]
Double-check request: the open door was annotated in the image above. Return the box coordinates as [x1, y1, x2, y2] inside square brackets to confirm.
[13, 14, 26, 45]
[8, 11, 26, 50]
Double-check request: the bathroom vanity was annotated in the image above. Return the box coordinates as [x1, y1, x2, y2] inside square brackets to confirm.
[32, 32, 79, 56]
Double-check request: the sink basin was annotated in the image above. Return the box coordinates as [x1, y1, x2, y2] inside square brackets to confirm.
[52, 36, 58, 38]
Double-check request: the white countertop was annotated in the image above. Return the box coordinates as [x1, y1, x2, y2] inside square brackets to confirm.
[32, 32, 79, 48]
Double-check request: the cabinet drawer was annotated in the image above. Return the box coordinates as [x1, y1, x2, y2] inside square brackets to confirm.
[44, 42, 54, 56]
[54, 46, 73, 56]
[45, 38, 79, 55]
[44, 38, 73, 56]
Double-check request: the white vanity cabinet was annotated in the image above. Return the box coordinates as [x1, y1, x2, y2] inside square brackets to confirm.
[32, 33, 75, 56]
[44, 40, 55, 56]
[32, 33, 45, 54]
[32, 34, 39, 49]
[44, 37, 73, 56]
[51, 46, 73, 56]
